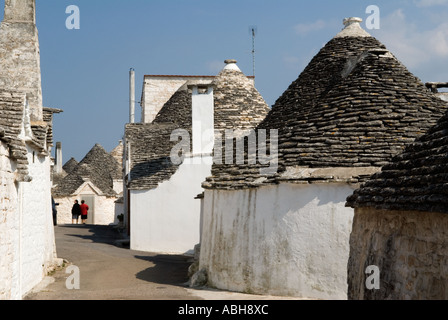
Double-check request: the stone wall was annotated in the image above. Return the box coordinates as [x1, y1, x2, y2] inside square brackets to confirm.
[348, 207, 448, 300]
[0, 0, 43, 121]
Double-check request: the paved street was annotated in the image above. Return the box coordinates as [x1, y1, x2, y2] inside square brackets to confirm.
[25, 224, 304, 301]
[24, 224, 199, 300]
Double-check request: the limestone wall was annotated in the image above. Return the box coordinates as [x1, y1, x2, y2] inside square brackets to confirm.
[348, 207, 448, 300]
[0, 5, 43, 121]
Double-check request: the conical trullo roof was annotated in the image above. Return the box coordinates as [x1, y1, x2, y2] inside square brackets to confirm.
[62, 157, 79, 175]
[204, 17, 448, 190]
[346, 110, 448, 213]
[126, 60, 270, 191]
[153, 84, 192, 129]
[53, 144, 121, 196]
[212, 59, 270, 131]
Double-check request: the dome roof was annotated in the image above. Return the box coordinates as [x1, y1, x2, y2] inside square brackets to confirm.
[205, 18, 448, 190]
[212, 59, 270, 131]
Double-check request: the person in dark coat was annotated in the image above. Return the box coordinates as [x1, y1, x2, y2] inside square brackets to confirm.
[72, 200, 81, 224]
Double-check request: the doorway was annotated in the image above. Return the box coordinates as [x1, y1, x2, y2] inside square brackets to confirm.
[81, 195, 95, 224]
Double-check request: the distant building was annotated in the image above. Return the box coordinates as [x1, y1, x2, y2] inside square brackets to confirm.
[52, 143, 123, 225]
[0, 0, 62, 300]
[198, 18, 448, 299]
[123, 60, 269, 254]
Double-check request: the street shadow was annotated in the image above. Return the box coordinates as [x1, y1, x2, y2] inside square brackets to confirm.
[57, 224, 124, 246]
[134, 254, 193, 286]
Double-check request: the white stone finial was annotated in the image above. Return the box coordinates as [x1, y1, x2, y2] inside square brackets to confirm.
[343, 17, 363, 28]
[335, 17, 371, 38]
[223, 59, 241, 72]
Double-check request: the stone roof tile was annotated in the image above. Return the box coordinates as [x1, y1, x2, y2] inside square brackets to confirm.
[126, 60, 270, 190]
[346, 111, 448, 213]
[205, 18, 448, 190]
[53, 144, 121, 196]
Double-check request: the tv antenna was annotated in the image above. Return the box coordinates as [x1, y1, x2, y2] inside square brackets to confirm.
[249, 25, 257, 81]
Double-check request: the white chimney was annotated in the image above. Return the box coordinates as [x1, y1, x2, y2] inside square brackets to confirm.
[190, 84, 215, 155]
[129, 68, 135, 123]
[55, 142, 62, 174]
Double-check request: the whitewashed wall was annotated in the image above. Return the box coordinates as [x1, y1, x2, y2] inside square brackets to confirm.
[0, 141, 20, 300]
[130, 155, 212, 254]
[20, 145, 57, 297]
[0, 143, 57, 299]
[199, 183, 357, 300]
[55, 184, 119, 225]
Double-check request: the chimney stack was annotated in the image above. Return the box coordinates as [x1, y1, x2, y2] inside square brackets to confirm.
[129, 68, 135, 124]
[55, 142, 62, 174]
[189, 83, 215, 156]
[0, 0, 43, 121]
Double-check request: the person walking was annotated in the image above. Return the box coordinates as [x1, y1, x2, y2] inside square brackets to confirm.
[71, 200, 81, 224]
[80, 200, 89, 224]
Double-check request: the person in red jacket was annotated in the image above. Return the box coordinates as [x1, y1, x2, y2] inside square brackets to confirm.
[80, 200, 89, 224]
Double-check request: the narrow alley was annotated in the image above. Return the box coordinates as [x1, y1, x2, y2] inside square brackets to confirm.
[24, 224, 302, 301]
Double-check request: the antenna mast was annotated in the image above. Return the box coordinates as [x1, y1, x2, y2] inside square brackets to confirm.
[249, 26, 257, 81]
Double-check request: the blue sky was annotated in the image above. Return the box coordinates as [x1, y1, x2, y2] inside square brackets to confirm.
[1, 0, 448, 162]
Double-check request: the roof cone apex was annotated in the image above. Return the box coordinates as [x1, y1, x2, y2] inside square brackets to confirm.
[223, 59, 241, 72]
[335, 17, 372, 38]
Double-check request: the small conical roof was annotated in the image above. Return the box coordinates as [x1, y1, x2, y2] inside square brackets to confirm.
[53, 143, 121, 196]
[62, 157, 78, 175]
[110, 140, 124, 165]
[80, 143, 121, 179]
[153, 84, 192, 130]
[213, 59, 270, 131]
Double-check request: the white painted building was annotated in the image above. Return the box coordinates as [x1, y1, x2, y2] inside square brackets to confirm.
[0, 92, 60, 299]
[124, 60, 270, 255]
[52, 143, 123, 225]
[198, 18, 448, 299]
[0, 0, 63, 299]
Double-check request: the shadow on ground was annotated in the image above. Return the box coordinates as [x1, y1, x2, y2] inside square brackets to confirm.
[134, 254, 193, 286]
[58, 224, 125, 246]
